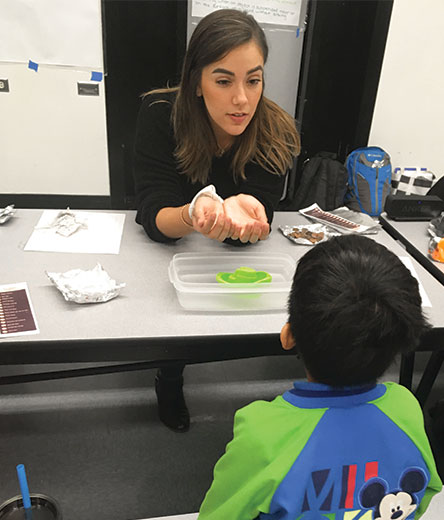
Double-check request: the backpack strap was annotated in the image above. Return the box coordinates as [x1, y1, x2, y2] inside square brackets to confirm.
[292, 155, 323, 210]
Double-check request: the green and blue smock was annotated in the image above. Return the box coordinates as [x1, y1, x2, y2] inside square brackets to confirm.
[199, 382, 442, 520]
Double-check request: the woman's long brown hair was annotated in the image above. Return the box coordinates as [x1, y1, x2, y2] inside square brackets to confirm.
[145, 9, 300, 183]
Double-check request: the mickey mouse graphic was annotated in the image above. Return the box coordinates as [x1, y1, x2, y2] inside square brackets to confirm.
[359, 467, 427, 520]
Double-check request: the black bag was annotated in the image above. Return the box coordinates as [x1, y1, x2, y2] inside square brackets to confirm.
[292, 151, 348, 211]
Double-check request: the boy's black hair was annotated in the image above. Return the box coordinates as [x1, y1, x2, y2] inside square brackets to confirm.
[288, 234, 430, 386]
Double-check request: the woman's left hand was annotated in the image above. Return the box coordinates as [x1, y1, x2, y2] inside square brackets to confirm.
[223, 194, 270, 243]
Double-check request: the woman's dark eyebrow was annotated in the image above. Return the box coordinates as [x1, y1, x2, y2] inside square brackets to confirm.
[211, 65, 264, 75]
[247, 65, 263, 74]
[212, 68, 234, 76]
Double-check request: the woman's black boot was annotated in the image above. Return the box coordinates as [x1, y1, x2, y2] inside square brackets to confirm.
[155, 368, 190, 432]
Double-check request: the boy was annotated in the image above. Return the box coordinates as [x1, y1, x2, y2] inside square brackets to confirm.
[198, 235, 442, 519]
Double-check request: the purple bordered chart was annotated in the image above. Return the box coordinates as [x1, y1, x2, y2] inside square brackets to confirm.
[0, 283, 39, 338]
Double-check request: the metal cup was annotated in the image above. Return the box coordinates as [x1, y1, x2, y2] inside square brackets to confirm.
[0, 493, 62, 520]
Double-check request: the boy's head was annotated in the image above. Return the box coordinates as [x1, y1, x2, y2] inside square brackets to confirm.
[281, 234, 429, 386]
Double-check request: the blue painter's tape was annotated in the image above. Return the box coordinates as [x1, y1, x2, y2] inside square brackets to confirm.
[296, 27, 300, 38]
[28, 60, 38, 72]
[90, 71, 103, 82]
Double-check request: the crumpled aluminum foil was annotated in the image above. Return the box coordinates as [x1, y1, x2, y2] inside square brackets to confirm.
[279, 224, 336, 245]
[428, 213, 444, 239]
[46, 263, 125, 304]
[0, 205, 15, 224]
[37, 208, 88, 236]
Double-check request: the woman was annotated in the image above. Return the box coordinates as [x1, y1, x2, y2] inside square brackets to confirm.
[134, 9, 300, 432]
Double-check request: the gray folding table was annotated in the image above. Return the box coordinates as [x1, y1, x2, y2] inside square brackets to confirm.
[380, 212, 444, 404]
[1, 210, 443, 404]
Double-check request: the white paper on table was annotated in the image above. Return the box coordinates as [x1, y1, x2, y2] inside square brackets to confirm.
[24, 211, 126, 254]
[399, 256, 432, 308]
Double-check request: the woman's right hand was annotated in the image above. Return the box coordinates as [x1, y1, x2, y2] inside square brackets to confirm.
[192, 196, 235, 242]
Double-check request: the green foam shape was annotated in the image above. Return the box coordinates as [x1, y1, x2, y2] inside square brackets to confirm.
[216, 266, 272, 284]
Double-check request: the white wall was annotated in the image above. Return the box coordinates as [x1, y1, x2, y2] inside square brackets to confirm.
[0, 0, 109, 196]
[0, 64, 109, 195]
[369, 0, 444, 180]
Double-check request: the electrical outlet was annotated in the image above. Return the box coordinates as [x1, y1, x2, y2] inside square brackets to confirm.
[77, 82, 99, 96]
[0, 79, 9, 92]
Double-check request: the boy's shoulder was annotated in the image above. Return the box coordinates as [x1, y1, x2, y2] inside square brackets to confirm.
[232, 383, 423, 443]
[371, 382, 426, 436]
[233, 395, 326, 450]
[237, 394, 309, 418]
[376, 381, 421, 408]
[237, 395, 291, 418]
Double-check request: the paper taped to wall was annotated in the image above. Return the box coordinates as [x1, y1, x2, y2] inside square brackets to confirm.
[191, 0, 302, 27]
[0, 0, 103, 68]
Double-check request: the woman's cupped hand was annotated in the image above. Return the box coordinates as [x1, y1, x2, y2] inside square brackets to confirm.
[192, 194, 269, 243]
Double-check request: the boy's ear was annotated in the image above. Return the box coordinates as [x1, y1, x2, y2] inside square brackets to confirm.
[280, 323, 296, 351]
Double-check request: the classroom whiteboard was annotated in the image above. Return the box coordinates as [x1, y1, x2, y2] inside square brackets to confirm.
[0, 0, 103, 69]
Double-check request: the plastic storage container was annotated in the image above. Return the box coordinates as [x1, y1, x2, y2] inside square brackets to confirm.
[168, 252, 295, 311]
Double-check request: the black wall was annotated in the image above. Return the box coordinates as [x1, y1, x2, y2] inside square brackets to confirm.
[289, 0, 393, 203]
[103, 0, 187, 209]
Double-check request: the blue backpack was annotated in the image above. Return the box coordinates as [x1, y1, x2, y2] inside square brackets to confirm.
[344, 146, 392, 216]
